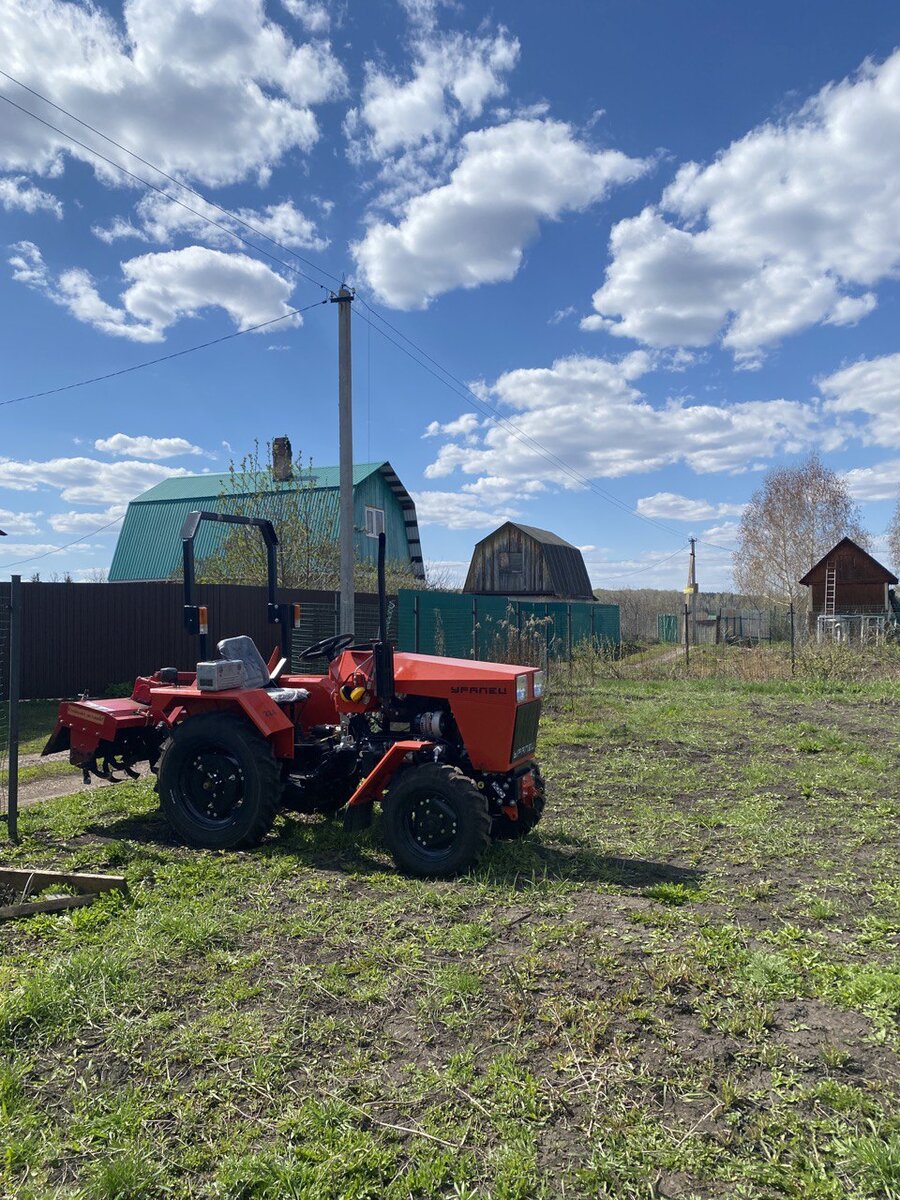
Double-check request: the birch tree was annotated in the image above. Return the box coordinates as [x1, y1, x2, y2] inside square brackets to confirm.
[733, 454, 869, 611]
[887, 494, 900, 576]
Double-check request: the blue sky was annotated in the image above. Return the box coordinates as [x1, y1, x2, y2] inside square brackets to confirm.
[2, 0, 900, 588]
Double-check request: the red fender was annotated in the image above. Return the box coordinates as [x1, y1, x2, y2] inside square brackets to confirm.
[149, 686, 296, 759]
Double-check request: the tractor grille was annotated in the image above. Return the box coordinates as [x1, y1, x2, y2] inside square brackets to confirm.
[511, 700, 541, 761]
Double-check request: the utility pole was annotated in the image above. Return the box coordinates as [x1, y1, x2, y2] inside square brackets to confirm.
[684, 536, 698, 647]
[331, 285, 355, 635]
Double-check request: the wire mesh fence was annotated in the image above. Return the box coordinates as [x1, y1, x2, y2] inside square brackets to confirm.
[291, 595, 399, 670]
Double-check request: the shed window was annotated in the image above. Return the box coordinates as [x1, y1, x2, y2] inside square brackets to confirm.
[365, 506, 385, 538]
[499, 551, 523, 571]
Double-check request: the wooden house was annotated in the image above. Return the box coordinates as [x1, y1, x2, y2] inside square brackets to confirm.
[110, 460, 424, 582]
[464, 522, 594, 599]
[799, 537, 897, 640]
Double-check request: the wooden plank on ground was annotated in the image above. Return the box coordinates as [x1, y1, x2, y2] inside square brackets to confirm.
[0, 894, 99, 920]
[0, 868, 127, 895]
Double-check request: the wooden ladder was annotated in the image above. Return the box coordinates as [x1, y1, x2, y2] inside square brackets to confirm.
[824, 562, 837, 618]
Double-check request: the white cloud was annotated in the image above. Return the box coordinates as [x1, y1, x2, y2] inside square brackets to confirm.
[0, 175, 62, 217]
[354, 118, 648, 308]
[348, 29, 519, 160]
[411, 490, 520, 530]
[423, 413, 481, 441]
[585, 50, 900, 363]
[0, 456, 188, 506]
[72, 566, 110, 582]
[843, 460, 900, 502]
[0, 509, 41, 536]
[93, 194, 327, 252]
[700, 521, 740, 547]
[423, 352, 819, 501]
[0, 0, 346, 188]
[48, 506, 126, 534]
[9, 242, 298, 342]
[818, 353, 900, 448]
[94, 434, 204, 459]
[636, 492, 745, 521]
[0, 542, 94, 558]
[549, 305, 576, 325]
[281, 0, 331, 33]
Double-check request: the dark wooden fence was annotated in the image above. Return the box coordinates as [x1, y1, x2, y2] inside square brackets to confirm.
[13, 581, 390, 700]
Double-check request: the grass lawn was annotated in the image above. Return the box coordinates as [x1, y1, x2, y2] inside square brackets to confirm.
[1, 678, 898, 1199]
[16, 701, 64, 757]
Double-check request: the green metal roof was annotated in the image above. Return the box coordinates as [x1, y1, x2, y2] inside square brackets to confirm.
[109, 462, 389, 581]
[134, 462, 387, 503]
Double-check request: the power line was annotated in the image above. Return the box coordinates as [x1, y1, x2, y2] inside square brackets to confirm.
[352, 300, 687, 539]
[2, 73, 741, 557]
[599, 543, 690, 581]
[0, 68, 345, 294]
[0, 516, 125, 570]
[356, 299, 741, 553]
[0, 92, 330, 297]
[1, 301, 327, 408]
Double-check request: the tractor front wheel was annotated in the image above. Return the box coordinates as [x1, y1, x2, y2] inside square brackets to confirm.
[158, 713, 282, 850]
[382, 763, 491, 878]
[491, 765, 546, 841]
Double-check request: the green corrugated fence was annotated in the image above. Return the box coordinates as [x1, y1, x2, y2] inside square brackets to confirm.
[657, 613, 679, 643]
[397, 592, 620, 661]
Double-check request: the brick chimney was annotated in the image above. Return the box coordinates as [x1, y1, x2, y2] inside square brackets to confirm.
[272, 436, 292, 482]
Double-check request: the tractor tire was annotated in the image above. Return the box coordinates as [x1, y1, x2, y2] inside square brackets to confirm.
[382, 763, 491, 878]
[491, 765, 546, 841]
[157, 713, 282, 850]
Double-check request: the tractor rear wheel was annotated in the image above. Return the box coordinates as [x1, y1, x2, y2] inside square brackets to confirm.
[382, 763, 491, 878]
[158, 713, 282, 850]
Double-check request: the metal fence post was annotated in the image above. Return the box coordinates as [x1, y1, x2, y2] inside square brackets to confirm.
[472, 596, 478, 658]
[413, 592, 420, 653]
[7, 575, 21, 843]
[683, 601, 690, 668]
[789, 602, 796, 676]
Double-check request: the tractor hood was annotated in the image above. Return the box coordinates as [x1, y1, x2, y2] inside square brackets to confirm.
[392, 652, 536, 689]
[390, 653, 541, 772]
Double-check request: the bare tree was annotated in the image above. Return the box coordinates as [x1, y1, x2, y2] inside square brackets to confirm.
[887, 493, 900, 577]
[733, 453, 869, 611]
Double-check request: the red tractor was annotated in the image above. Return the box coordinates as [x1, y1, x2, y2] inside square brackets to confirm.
[44, 512, 545, 877]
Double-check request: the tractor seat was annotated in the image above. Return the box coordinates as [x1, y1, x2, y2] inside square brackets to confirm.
[216, 635, 309, 705]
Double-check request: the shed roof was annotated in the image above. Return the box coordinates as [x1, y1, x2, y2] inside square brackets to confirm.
[798, 537, 897, 586]
[472, 521, 594, 599]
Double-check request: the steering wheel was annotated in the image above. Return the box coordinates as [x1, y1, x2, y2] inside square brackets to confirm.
[298, 632, 355, 662]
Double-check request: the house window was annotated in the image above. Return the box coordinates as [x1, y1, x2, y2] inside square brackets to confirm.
[365, 506, 385, 538]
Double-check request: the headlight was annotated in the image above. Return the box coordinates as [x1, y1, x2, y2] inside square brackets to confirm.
[516, 673, 528, 703]
[532, 670, 544, 698]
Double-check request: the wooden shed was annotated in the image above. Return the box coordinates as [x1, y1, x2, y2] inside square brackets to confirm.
[799, 537, 897, 615]
[464, 522, 594, 599]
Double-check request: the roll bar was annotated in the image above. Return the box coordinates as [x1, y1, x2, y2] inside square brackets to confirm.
[180, 510, 294, 661]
